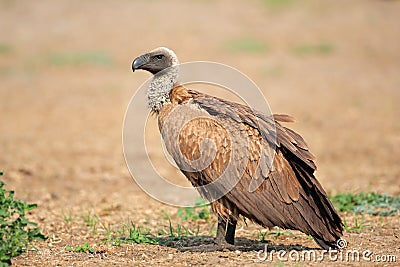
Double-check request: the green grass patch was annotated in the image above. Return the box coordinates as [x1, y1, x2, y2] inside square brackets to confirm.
[77, 211, 99, 235]
[255, 230, 268, 243]
[225, 38, 268, 53]
[255, 227, 298, 243]
[262, 0, 295, 10]
[62, 210, 75, 224]
[81, 211, 98, 227]
[293, 42, 334, 56]
[330, 192, 400, 216]
[0, 44, 12, 54]
[167, 219, 200, 238]
[0, 175, 46, 266]
[102, 218, 206, 248]
[343, 214, 366, 232]
[156, 219, 203, 246]
[176, 198, 211, 221]
[106, 222, 158, 246]
[65, 242, 96, 254]
[47, 51, 112, 66]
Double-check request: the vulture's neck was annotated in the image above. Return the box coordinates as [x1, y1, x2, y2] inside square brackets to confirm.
[147, 67, 178, 113]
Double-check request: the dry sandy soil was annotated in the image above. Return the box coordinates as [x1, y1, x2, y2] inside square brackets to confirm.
[0, 0, 399, 266]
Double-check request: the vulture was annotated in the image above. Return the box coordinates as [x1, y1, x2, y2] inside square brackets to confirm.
[131, 47, 343, 251]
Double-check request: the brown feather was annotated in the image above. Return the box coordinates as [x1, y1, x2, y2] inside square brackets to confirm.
[273, 114, 296, 123]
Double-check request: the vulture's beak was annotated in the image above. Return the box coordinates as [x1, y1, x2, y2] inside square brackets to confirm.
[132, 54, 149, 72]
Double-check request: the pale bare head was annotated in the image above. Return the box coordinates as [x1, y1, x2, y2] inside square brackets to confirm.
[132, 47, 179, 112]
[132, 47, 179, 75]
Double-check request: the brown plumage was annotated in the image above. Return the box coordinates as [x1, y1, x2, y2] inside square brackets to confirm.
[132, 47, 344, 251]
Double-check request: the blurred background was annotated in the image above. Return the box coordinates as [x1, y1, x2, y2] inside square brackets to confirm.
[0, 0, 399, 258]
[1, 0, 399, 264]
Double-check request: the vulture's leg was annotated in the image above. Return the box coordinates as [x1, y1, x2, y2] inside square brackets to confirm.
[216, 215, 237, 245]
[179, 216, 237, 252]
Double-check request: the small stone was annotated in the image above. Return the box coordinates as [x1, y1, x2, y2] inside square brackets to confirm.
[220, 252, 229, 258]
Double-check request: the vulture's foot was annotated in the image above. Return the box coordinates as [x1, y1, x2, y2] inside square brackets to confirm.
[179, 215, 239, 252]
[178, 241, 237, 252]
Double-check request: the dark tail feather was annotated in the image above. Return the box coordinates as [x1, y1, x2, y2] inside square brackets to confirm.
[283, 149, 344, 249]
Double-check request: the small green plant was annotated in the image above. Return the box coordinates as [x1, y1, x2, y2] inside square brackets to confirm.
[65, 242, 96, 254]
[225, 38, 268, 53]
[161, 210, 171, 220]
[255, 230, 268, 243]
[124, 223, 157, 244]
[176, 198, 212, 221]
[256, 228, 301, 242]
[343, 215, 366, 232]
[268, 227, 297, 239]
[47, 51, 112, 66]
[0, 176, 46, 266]
[100, 221, 113, 240]
[0, 44, 12, 55]
[262, 0, 295, 10]
[81, 211, 98, 227]
[62, 210, 75, 224]
[107, 222, 158, 246]
[167, 219, 199, 238]
[208, 222, 217, 235]
[80, 211, 99, 235]
[168, 219, 184, 238]
[330, 192, 400, 216]
[270, 227, 284, 238]
[293, 43, 334, 56]
[157, 219, 201, 245]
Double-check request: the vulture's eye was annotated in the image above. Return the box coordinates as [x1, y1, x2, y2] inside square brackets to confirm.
[155, 55, 164, 60]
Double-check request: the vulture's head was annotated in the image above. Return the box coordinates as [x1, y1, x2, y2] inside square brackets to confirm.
[132, 47, 179, 75]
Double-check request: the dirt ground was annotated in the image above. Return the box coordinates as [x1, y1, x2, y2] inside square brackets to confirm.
[1, 0, 399, 266]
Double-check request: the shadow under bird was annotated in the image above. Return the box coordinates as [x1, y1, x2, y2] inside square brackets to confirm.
[131, 47, 343, 251]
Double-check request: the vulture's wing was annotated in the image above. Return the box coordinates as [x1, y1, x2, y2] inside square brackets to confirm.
[158, 86, 343, 248]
